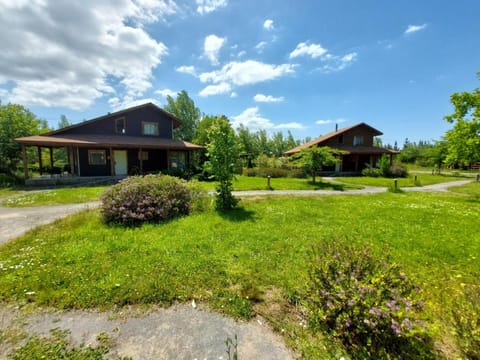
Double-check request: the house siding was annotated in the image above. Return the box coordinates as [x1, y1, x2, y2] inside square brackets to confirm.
[323, 126, 376, 147]
[59, 106, 174, 139]
[78, 148, 112, 176]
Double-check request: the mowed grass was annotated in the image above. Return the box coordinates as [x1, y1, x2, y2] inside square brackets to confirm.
[448, 181, 480, 196]
[333, 173, 468, 188]
[1, 186, 108, 207]
[1, 176, 357, 207]
[198, 175, 360, 191]
[0, 192, 478, 357]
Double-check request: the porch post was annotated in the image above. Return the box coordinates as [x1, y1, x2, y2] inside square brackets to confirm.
[68, 146, 74, 175]
[49, 147, 54, 173]
[76, 147, 81, 176]
[167, 150, 170, 169]
[109, 147, 115, 176]
[139, 148, 143, 174]
[22, 144, 28, 179]
[38, 146, 43, 175]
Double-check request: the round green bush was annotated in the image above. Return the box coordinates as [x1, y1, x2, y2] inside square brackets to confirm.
[101, 174, 195, 226]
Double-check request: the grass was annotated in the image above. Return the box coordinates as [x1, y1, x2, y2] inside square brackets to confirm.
[1, 186, 108, 207]
[1, 176, 357, 207]
[0, 188, 25, 199]
[448, 181, 480, 196]
[0, 192, 478, 358]
[333, 173, 468, 188]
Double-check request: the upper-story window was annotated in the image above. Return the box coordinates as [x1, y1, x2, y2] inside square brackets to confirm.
[115, 118, 126, 134]
[353, 135, 364, 146]
[142, 121, 159, 136]
[338, 134, 344, 144]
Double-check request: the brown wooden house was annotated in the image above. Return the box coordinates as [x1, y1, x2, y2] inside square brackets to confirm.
[284, 123, 398, 172]
[16, 103, 203, 178]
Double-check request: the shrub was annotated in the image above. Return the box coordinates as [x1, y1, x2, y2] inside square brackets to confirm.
[451, 285, 480, 359]
[361, 165, 382, 177]
[0, 173, 22, 187]
[305, 240, 428, 358]
[101, 174, 198, 226]
[389, 164, 409, 178]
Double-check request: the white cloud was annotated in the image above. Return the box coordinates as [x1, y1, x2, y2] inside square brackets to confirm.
[405, 24, 427, 34]
[108, 97, 159, 112]
[230, 92, 238, 98]
[263, 19, 274, 30]
[275, 122, 306, 129]
[255, 41, 268, 52]
[204, 34, 226, 65]
[196, 0, 227, 14]
[176, 65, 196, 76]
[237, 50, 246, 58]
[315, 52, 358, 73]
[231, 107, 274, 130]
[199, 60, 296, 86]
[316, 118, 346, 125]
[0, 0, 174, 110]
[199, 82, 231, 97]
[254, 94, 284, 103]
[289, 42, 328, 59]
[155, 88, 177, 98]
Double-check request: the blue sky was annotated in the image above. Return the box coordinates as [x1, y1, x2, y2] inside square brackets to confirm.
[0, 0, 479, 146]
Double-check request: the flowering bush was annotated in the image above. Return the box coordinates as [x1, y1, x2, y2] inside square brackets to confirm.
[451, 285, 480, 359]
[101, 174, 200, 226]
[305, 240, 428, 358]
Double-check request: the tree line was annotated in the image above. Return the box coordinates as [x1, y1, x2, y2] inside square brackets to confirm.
[1, 70, 479, 179]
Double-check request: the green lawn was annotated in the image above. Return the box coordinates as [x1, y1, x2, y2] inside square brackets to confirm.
[332, 173, 468, 188]
[199, 175, 360, 191]
[0, 188, 25, 199]
[1, 186, 108, 207]
[1, 176, 357, 207]
[0, 192, 478, 358]
[448, 181, 480, 196]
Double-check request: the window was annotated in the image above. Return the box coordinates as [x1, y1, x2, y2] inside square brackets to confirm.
[115, 118, 126, 134]
[88, 150, 106, 165]
[353, 135, 364, 146]
[142, 122, 159, 136]
[138, 150, 149, 160]
[338, 134, 344, 144]
[170, 151, 186, 169]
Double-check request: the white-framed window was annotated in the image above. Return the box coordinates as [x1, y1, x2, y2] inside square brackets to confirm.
[142, 122, 159, 136]
[88, 150, 106, 165]
[138, 150, 149, 160]
[115, 118, 126, 134]
[353, 135, 364, 146]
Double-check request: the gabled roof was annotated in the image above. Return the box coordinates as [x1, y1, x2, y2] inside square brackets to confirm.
[284, 122, 383, 155]
[48, 102, 182, 136]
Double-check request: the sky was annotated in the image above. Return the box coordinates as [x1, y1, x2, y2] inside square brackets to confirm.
[0, 0, 479, 146]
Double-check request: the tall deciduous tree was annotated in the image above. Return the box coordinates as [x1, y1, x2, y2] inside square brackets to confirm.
[206, 116, 241, 211]
[164, 90, 201, 142]
[57, 114, 72, 129]
[293, 146, 340, 183]
[0, 103, 48, 175]
[444, 72, 480, 167]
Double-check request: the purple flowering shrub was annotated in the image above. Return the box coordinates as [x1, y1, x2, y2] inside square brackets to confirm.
[306, 240, 429, 358]
[101, 174, 196, 226]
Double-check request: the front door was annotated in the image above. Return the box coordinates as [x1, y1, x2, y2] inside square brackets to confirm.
[114, 150, 127, 175]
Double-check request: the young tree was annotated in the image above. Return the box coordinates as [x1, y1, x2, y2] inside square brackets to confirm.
[293, 146, 340, 183]
[164, 90, 201, 142]
[57, 114, 72, 129]
[444, 72, 480, 167]
[0, 103, 49, 175]
[206, 116, 241, 210]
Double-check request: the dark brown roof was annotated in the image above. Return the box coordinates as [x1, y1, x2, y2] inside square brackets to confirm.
[284, 122, 384, 155]
[15, 134, 203, 150]
[47, 102, 182, 136]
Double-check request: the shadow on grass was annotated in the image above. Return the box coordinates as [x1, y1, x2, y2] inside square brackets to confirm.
[217, 206, 256, 222]
[307, 180, 346, 191]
